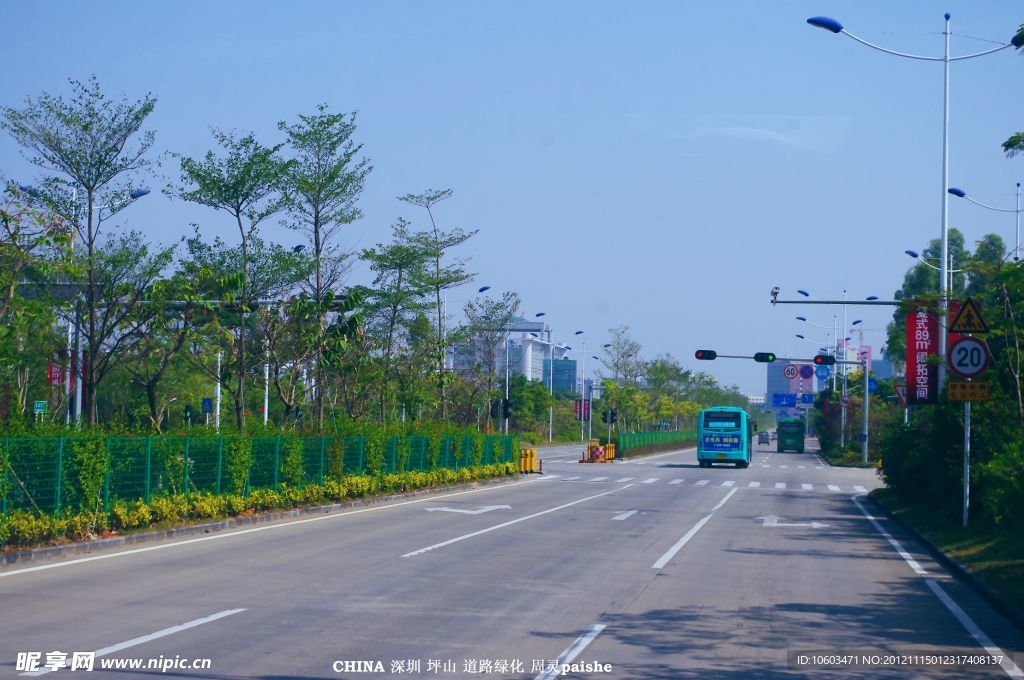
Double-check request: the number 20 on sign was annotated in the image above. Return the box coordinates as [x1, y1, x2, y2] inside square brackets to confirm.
[947, 336, 990, 379]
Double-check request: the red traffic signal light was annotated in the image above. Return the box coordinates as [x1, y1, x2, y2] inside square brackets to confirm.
[695, 349, 717, 360]
[813, 354, 836, 366]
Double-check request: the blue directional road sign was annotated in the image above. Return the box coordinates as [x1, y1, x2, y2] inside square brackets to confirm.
[868, 377, 879, 394]
[815, 365, 830, 380]
[202, 397, 213, 414]
[800, 393, 814, 405]
[772, 393, 797, 408]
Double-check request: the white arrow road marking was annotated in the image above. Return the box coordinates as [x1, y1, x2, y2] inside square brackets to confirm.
[756, 515, 829, 529]
[612, 510, 638, 521]
[425, 505, 511, 515]
[404, 485, 634, 557]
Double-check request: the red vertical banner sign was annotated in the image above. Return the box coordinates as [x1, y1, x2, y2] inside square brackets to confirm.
[906, 308, 938, 404]
[574, 399, 582, 420]
[583, 399, 590, 420]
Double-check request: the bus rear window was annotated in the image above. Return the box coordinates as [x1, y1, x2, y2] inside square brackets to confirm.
[704, 413, 740, 429]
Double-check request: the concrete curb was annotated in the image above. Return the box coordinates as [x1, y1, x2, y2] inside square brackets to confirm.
[866, 491, 1024, 633]
[0, 474, 525, 568]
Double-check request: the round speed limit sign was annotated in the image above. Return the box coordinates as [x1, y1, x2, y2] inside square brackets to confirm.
[783, 364, 799, 380]
[948, 336, 990, 378]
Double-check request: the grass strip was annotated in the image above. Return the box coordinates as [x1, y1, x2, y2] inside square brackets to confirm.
[871, 487, 1024, 616]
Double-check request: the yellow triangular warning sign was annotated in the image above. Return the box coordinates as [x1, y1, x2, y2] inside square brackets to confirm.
[950, 298, 989, 334]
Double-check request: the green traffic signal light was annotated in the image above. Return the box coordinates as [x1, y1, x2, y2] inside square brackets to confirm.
[695, 349, 717, 360]
[753, 352, 777, 363]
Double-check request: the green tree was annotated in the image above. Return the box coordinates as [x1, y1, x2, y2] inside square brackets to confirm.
[361, 219, 432, 422]
[279, 104, 372, 429]
[463, 291, 521, 431]
[398, 188, 478, 420]
[2, 76, 157, 424]
[173, 131, 289, 430]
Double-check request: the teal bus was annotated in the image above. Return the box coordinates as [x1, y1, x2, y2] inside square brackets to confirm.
[697, 406, 753, 468]
[777, 415, 805, 453]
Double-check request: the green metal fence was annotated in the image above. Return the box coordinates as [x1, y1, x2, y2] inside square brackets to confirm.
[617, 431, 696, 452]
[0, 434, 517, 518]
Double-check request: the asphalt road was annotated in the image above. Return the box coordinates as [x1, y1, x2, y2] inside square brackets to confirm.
[2, 440, 1023, 679]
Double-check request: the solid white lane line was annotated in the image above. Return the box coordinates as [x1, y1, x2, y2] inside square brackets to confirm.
[612, 510, 637, 521]
[403, 485, 634, 557]
[801, 484, 813, 491]
[642, 478, 659, 484]
[695, 480, 709, 486]
[534, 624, 607, 680]
[855, 485, 867, 493]
[775, 482, 786, 489]
[748, 481, 760, 488]
[828, 484, 841, 492]
[851, 496, 926, 575]
[925, 579, 1024, 678]
[19, 609, 246, 677]
[0, 476, 550, 580]
[852, 495, 1022, 677]
[669, 479, 684, 485]
[652, 488, 738, 569]
[720, 480, 735, 488]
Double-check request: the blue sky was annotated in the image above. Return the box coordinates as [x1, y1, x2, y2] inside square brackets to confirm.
[2, 1, 1022, 395]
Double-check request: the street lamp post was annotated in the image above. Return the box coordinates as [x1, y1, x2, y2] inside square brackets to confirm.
[949, 185, 1023, 261]
[808, 14, 1021, 389]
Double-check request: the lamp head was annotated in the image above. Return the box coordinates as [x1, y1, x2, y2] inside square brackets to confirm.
[129, 188, 150, 199]
[866, 295, 879, 301]
[807, 16, 844, 33]
[574, 330, 584, 335]
[905, 249, 920, 259]
[796, 316, 807, 321]
[947, 187, 966, 198]
[478, 285, 491, 293]
[797, 289, 810, 297]
[535, 312, 545, 317]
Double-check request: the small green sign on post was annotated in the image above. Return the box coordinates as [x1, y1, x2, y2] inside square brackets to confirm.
[33, 400, 48, 415]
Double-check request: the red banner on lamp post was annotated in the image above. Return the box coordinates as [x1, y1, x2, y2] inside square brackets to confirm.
[906, 307, 938, 404]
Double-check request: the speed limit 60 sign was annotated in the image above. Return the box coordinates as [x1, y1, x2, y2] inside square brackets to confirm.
[948, 336, 990, 378]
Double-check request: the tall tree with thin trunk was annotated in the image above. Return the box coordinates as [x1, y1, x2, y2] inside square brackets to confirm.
[362, 219, 431, 422]
[172, 132, 289, 430]
[398, 188, 477, 420]
[279, 104, 372, 430]
[2, 76, 156, 424]
[463, 291, 521, 430]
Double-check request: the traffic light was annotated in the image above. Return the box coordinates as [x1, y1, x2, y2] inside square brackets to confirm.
[813, 354, 836, 366]
[753, 352, 777, 363]
[502, 398, 512, 419]
[490, 399, 501, 419]
[611, 409, 618, 424]
[184, 404, 193, 424]
[695, 349, 717, 360]
[601, 410, 610, 424]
